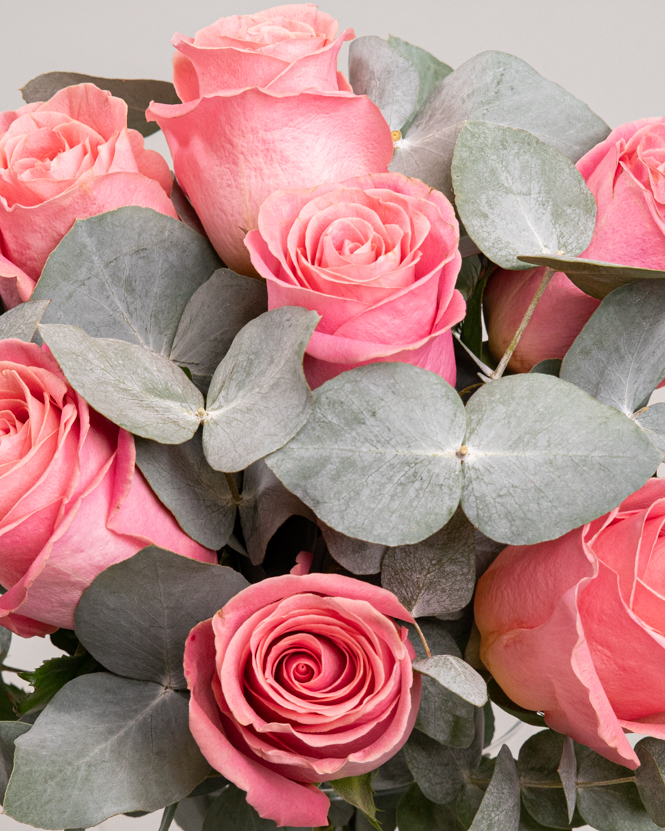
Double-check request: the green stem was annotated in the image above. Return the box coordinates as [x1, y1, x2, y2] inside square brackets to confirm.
[223, 472, 242, 504]
[158, 803, 178, 831]
[491, 268, 554, 380]
[470, 775, 635, 789]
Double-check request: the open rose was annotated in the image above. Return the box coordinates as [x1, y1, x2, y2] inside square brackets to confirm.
[185, 572, 420, 827]
[0, 84, 176, 308]
[475, 478, 665, 768]
[485, 118, 665, 372]
[0, 340, 214, 637]
[147, 4, 393, 275]
[245, 171, 465, 388]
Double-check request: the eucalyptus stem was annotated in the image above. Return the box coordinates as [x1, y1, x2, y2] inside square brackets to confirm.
[158, 803, 178, 831]
[491, 268, 555, 380]
[412, 620, 432, 658]
[223, 472, 242, 504]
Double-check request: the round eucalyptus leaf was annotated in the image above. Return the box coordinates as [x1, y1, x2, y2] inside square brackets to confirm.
[0, 722, 30, 804]
[39, 324, 203, 444]
[636, 738, 665, 827]
[412, 655, 487, 707]
[266, 363, 467, 546]
[0, 300, 49, 343]
[386, 36, 452, 132]
[397, 784, 465, 831]
[4, 674, 210, 829]
[75, 547, 249, 688]
[320, 523, 386, 575]
[461, 374, 661, 545]
[402, 730, 465, 805]
[635, 405, 665, 454]
[452, 122, 596, 270]
[517, 730, 576, 828]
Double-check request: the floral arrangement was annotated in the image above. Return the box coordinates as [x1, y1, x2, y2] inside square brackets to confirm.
[0, 4, 664, 831]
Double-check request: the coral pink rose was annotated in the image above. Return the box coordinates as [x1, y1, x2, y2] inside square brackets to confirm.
[147, 4, 393, 276]
[475, 478, 665, 768]
[485, 118, 665, 372]
[0, 340, 214, 637]
[185, 572, 421, 827]
[245, 171, 465, 388]
[0, 84, 176, 309]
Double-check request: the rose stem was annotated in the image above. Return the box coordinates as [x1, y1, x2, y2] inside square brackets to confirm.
[412, 620, 432, 658]
[491, 268, 555, 380]
[158, 803, 178, 831]
[224, 472, 242, 504]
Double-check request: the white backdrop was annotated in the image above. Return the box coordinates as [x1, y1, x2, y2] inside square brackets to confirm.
[1, 1, 664, 829]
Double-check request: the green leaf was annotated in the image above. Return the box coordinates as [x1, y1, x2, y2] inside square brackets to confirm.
[576, 744, 658, 831]
[39, 324, 204, 444]
[387, 37, 453, 133]
[21, 73, 180, 137]
[0, 722, 30, 804]
[635, 738, 665, 827]
[636, 404, 665, 454]
[402, 729, 465, 804]
[202, 308, 318, 473]
[529, 359, 561, 377]
[135, 433, 237, 550]
[397, 783, 465, 831]
[559, 737, 577, 824]
[460, 374, 661, 545]
[357, 789, 404, 831]
[327, 795, 356, 828]
[373, 751, 414, 791]
[487, 679, 546, 728]
[390, 50, 609, 201]
[452, 122, 596, 271]
[238, 460, 315, 566]
[34, 208, 220, 351]
[517, 254, 665, 300]
[266, 363, 467, 546]
[517, 730, 576, 828]
[561, 280, 665, 415]
[331, 773, 380, 830]
[320, 524, 386, 575]
[4, 674, 210, 828]
[349, 36, 420, 131]
[381, 508, 475, 617]
[0, 300, 49, 342]
[16, 653, 102, 716]
[170, 269, 268, 392]
[469, 746, 520, 831]
[202, 783, 309, 831]
[413, 656, 487, 707]
[75, 547, 248, 688]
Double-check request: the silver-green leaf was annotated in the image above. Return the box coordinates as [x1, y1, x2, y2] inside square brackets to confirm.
[413, 655, 487, 707]
[469, 746, 520, 831]
[0, 300, 50, 342]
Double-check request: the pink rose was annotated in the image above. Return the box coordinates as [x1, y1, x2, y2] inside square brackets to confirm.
[0, 84, 176, 309]
[184, 572, 421, 827]
[245, 171, 465, 388]
[475, 478, 665, 769]
[147, 4, 394, 276]
[484, 118, 665, 372]
[0, 340, 214, 637]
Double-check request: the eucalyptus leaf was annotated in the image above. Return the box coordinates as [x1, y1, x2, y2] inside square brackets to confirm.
[469, 746, 520, 831]
[0, 722, 30, 803]
[319, 524, 386, 575]
[559, 737, 578, 824]
[75, 547, 249, 688]
[21, 73, 179, 136]
[397, 783, 465, 831]
[170, 269, 268, 390]
[135, 434, 237, 550]
[381, 508, 475, 617]
[34, 208, 220, 352]
[413, 655, 487, 707]
[517, 730, 576, 829]
[517, 254, 665, 300]
[202, 783, 309, 831]
[387, 36, 453, 132]
[4, 674, 209, 829]
[0, 300, 49, 342]
[266, 363, 467, 546]
[461, 374, 661, 545]
[238, 460, 315, 566]
[636, 404, 665, 453]
[390, 50, 609, 201]
[455, 255, 483, 303]
[331, 773, 380, 831]
[39, 324, 204, 444]
[373, 751, 414, 792]
[561, 280, 665, 415]
[202, 308, 318, 473]
[403, 729, 465, 805]
[636, 738, 665, 827]
[530, 359, 562, 377]
[0, 629, 10, 664]
[453, 122, 596, 270]
[349, 36, 420, 131]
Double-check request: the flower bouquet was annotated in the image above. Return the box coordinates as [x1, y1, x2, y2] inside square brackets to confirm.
[0, 4, 664, 831]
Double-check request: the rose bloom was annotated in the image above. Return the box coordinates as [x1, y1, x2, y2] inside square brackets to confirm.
[0, 84, 176, 309]
[0, 340, 214, 637]
[485, 118, 665, 372]
[475, 478, 665, 768]
[245, 171, 465, 388]
[185, 572, 421, 827]
[147, 4, 393, 276]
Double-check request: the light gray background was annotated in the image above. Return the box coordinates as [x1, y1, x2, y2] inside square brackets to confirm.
[1, 1, 663, 829]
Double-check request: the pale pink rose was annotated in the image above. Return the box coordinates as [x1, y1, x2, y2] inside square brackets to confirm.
[245, 171, 465, 388]
[0, 340, 214, 637]
[485, 118, 665, 372]
[147, 5, 393, 276]
[475, 478, 665, 769]
[0, 84, 176, 309]
[185, 573, 421, 827]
